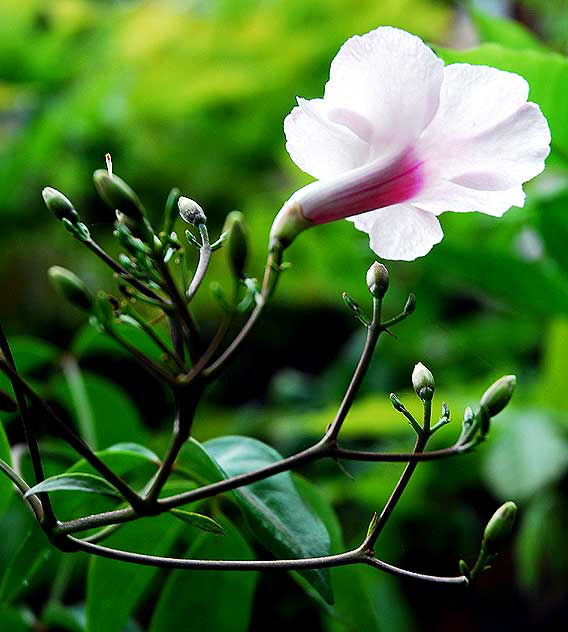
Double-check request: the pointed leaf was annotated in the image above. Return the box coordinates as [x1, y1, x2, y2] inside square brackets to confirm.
[25, 473, 121, 499]
[149, 516, 257, 632]
[170, 509, 224, 535]
[204, 436, 333, 604]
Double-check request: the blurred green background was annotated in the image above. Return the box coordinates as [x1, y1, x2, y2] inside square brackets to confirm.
[1, 0, 568, 630]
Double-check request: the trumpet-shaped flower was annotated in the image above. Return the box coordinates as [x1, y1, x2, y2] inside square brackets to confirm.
[270, 27, 550, 260]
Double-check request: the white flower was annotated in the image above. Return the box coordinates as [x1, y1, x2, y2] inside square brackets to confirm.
[270, 26, 551, 261]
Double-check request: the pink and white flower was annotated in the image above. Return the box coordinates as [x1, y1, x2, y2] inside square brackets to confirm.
[270, 26, 550, 261]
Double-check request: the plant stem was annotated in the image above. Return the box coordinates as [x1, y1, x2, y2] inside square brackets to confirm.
[363, 398, 433, 552]
[204, 244, 283, 378]
[53, 433, 475, 536]
[63, 536, 466, 584]
[325, 296, 382, 442]
[186, 224, 211, 302]
[158, 259, 201, 364]
[0, 360, 143, 510]
[144, 386, 201, 502]
[84, 239, 165, 304]
[0, 325, 56, 526]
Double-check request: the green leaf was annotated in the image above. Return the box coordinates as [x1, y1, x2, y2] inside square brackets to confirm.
[0, 419, 14, 516]
[515, 491, 568, 590]
[41, 602, 85, 632]
[204, 435, 333, 604]
[176, 437, 227, 485]
[483, 412, 568, 501]
[25, 473, 122, 499]
[0, 522, 51, 605]
[170, 509, 224, 535]
[149, 516, 257, 632]
[87, 514, 180, 632]
[470, 9, 546, 51]
[436, 43, 568, 164]
[0, 337, 58, 398]
[0, 606, 32, 632]
[52, 372, 148, 448]
[293, 476, 384, 632]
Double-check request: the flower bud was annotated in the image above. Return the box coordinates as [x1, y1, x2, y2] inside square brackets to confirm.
[178, 196, 206, 226]
[412, 362, 435, 401]
[389, 393, 406, 413]
[48, 266, 93, 312]
[482, 501, 517, 554]
[480, 375, 516, 418]
[42, 187, 80, 223]
[93, 170, 145, 223]
[403, 293, 416, 315]
[366, 262, 389, 298]
[223, 211, 248, 279]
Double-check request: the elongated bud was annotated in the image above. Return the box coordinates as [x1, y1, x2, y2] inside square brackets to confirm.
[412, 362, 435, 401]
[48, 266, 93, 312]
[342, 292, 370, 326]
[389, 393, 406, 414]
[403, 293, 416, 315]
[93, 170, 145, 223]
[42, 187, 80, 223]
[0, 389, 17, 412]
[224, 211, 248, 279]
[482, 501, 517, 554]
[178, 196, 206, 226]
[366, 262, 389, 298]
[480, 375, 516, 418]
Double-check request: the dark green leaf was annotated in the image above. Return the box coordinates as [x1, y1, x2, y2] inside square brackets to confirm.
[25, 473, 122, 499]
[176, 437, 227, 485]
[205, 436, 333, 604]
[52, 372, 148, 448]
[294, 476, 384, 632]
[149, 516, 257, 632]
[0, 606, 32, 632]
[86, 514, 180, 632]
[0, 419, 14, 516]
[170, 509, 224, 535]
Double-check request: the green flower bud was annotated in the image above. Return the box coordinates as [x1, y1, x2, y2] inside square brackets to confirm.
[93, 170, 145, 223]
[366, 262, 389, 298]
[48, 266, 93, 312]
[389, 393, 406, 414]
[0, 388, 17, 413]
[480, 375, 516, 418]
[224, 211, 248, 279]
[42, 187, 80, 223]
[403, 293, 416, 315]
[412, 362, 435, 401]
[482, 501, 517, 554]
[178, 196, 206, 226]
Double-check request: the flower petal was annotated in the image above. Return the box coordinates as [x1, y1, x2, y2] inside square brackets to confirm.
[348, 203, 443, 261]
[413, 181, 525, 217]
[419, 65, 550, 189]
[324, 27, 444, 160]
[284, 98, 370, 180]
